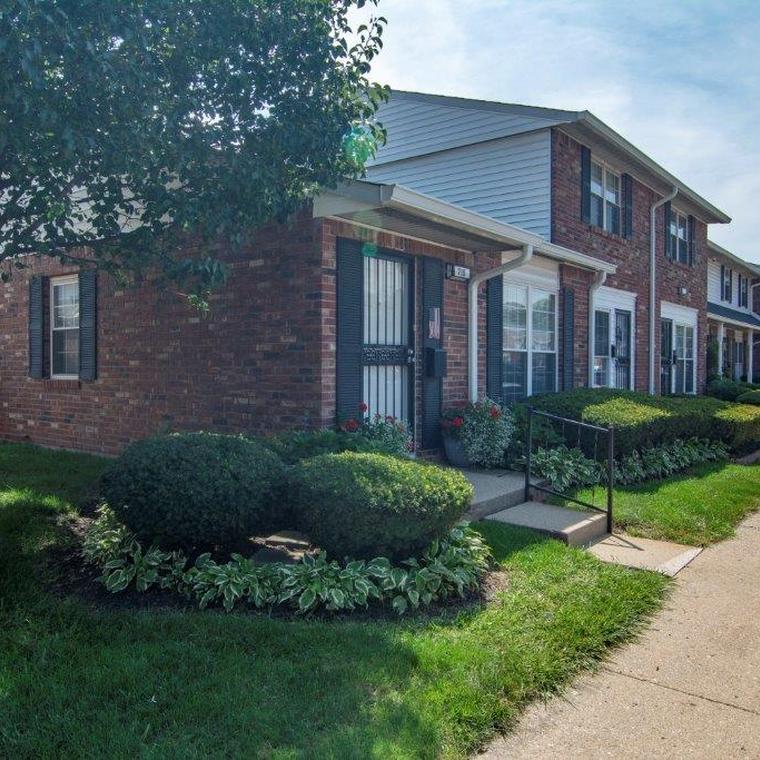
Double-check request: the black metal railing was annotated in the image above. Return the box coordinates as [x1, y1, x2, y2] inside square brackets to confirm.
[524, 407, 614, 534]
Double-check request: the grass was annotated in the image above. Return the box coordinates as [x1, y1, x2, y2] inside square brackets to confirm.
[573, 461, 760, 546]
[0, 441, 669, 759]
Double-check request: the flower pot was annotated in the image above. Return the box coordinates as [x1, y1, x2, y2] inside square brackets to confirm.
[443, 436, 470, 467]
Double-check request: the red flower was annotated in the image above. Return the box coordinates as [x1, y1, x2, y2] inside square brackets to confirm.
[452, 416, 464, 428]
[490, 406, 501, 419]
[342, 418, 359, 433]
[385, 415, 396, 423]
[405, 440, 415, 452]
[358, 402, 368, 413]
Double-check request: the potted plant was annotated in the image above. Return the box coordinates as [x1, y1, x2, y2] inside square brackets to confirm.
[441, 398, 515, 469]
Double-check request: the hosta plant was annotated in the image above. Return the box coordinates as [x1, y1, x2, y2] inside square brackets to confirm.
[83, 509, 491, 616]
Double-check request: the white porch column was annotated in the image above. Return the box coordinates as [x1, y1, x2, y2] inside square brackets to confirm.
[748, 330, 754, 383]
[717, 322, 725, 376]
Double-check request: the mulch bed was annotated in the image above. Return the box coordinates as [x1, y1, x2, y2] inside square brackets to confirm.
[43, 514, 509, 622]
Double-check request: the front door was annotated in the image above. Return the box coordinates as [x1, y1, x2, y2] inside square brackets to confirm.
[362, 250, 415, 427]
[661, 318, 673, 394]
[614, 310, 632, 389]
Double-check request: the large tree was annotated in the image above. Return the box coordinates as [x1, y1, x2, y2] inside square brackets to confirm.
[0, 0, 387, 294]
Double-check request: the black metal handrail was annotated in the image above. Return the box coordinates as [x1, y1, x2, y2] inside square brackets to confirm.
[524, 406, 614, 534]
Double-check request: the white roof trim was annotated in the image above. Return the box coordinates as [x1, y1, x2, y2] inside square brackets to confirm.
[314, 180, 617, 274]
[707, 311, 760, 331]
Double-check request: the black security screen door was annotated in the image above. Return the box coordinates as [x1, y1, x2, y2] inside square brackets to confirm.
[614, 310, 631, 389]
[362, 250, 415, 426]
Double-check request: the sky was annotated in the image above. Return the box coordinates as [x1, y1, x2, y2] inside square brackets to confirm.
[354, 0, 760, 261]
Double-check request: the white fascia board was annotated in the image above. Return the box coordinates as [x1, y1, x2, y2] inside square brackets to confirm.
[707, 312, 760, 331]
[381, 184, 617, 274]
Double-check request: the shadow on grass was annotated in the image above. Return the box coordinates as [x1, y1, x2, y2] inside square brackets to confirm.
[0, 441, 670, 758]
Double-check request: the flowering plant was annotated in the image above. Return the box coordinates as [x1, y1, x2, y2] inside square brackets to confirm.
[441, 398, 515, 468]
[339, 403, 414, 456]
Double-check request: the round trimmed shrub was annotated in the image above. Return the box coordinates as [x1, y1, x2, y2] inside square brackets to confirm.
[291, 452, 473, 559]
[101, 432, 286, 549]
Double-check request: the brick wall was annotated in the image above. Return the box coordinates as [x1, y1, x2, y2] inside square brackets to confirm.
[318, 219, 499, 449]
[551, 129, 709, 393]
[0, 213, 327, 455]
[0, 212, 497, 455]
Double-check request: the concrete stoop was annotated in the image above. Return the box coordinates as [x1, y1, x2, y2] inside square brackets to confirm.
[463, 469, 544, 521]
[485, 501, 609, 547]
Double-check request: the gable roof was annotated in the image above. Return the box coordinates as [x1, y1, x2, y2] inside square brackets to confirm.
[371, 90, 730, 225]
[707, 239, 760, 276]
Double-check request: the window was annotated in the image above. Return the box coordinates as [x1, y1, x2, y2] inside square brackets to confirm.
[501, 282, 557, 401]
[722, 266, 733, 303]
[739, 274, 749, 308]
[531, 290, 556, 394]
[669, 209, 690, 264]
[590, 160, 621, 235]
[50, 276, 79, 378]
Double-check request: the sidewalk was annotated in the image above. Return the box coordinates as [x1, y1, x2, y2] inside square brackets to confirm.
[481, 512, 760, 759]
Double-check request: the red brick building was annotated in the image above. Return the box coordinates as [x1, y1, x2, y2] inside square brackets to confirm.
[2, 90, 748, 457]
[0, 185, 613, 455]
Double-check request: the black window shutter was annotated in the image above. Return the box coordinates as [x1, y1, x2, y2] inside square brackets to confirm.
[421, 257, 444, 449]
[622, 174, 634, 239]
[486, 276, 503, 402]
[562, 287, 575, 391]
[336, 238, 364, 423]
[28, 275, 44, 379]
[663, 201, 672, 259]
[580, 146, 592, 224]
[79, 269, 98, 381]
[687, 215, 696, 266]
[721, 264, 726, 301]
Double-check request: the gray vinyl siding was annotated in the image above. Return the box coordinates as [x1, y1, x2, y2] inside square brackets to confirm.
[367, 130, 553, 239]
[370, 94, 568, 166]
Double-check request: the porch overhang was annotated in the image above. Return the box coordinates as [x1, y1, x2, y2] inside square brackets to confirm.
[707, 303, 760, 331]
[313, 180, 616, 275]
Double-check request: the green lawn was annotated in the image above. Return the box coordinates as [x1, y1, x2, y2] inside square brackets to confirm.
[0, 441, 668, 759]
[573, 461, 760, 546]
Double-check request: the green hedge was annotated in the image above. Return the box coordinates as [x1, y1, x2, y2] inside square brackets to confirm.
[101, 432, 286, 550]
[291, 452, 473, 560]
[529, 388, 760, 456]
[706, 377, 758, 401]
[736, 389, 760, 406]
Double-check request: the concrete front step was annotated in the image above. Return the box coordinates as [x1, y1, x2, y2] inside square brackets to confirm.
[485, 501, 609, 547]
[463, 469, 544, 520]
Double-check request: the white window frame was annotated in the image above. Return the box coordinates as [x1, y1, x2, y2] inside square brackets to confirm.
[739, 274, 749, 309]
[50, 274, 80, 380]
[590, 159, 622, 235]
[502, 280, 559, 399]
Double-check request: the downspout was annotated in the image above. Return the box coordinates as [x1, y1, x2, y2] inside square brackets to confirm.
[468, 244, 533, 402]
[588, 270, 608, 387]
[649, 187, 679, 395]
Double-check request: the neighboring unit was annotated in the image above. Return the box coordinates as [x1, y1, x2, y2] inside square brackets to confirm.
[705, 240, 760, 382]
[368, 91, 732, 399]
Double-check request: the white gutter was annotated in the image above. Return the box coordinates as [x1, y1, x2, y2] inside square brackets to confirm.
[649, 187, 678, 395]
[468, 245, 533, 402]
[588, 270, 608, 387]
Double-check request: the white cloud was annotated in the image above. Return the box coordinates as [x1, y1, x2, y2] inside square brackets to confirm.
[356, 0, 760, 261]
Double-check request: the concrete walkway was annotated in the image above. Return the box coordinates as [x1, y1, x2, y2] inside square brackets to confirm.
[481, 511, 760, 759]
